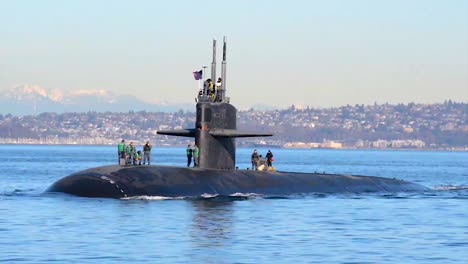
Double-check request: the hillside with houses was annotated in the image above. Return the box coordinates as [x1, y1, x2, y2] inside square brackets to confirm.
[0, 101, 466, 150]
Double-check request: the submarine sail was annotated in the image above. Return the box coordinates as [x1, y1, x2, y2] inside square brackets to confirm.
[158, 37, 272, 170]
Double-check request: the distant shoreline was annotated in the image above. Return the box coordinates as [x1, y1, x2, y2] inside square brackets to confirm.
[0, 143, 466, 152]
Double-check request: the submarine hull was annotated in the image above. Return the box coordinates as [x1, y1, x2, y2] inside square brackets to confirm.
[47, 165, 429, 198]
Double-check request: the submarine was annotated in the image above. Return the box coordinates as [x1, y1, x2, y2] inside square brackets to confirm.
[47, 37, 429, 198]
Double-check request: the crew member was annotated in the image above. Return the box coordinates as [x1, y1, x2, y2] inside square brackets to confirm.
[197, 89, 203, 99]
[143, 141, 152, 165]
[208, 79, 215, 101]
[136, 150, 142, 165]
[209, 90, 216, 102]
[215, 78, 222, 102]
[266, 150, 274, 167]
[186, 144, 193, 167]
[251, 149, 259, 170]
[203, 79, 213, 96]
[127, 142, 136, 165]
[117, 139, 126, 165]
[193, 144, 199, 167]
[208, 79, 214, 94]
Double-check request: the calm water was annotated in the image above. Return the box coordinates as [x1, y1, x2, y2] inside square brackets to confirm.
[0, 145, 467, 263]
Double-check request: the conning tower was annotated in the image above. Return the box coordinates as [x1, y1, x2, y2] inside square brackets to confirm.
[157, 37, 272, 169]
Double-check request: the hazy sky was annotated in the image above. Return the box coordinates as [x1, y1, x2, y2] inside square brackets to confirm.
[1, 0, 467, 108]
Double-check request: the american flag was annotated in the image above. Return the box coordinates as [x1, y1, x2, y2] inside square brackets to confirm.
[193, 70, 203, 80]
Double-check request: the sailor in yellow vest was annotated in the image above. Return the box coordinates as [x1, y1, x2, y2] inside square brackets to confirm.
[136, 150, 142, 166]
[203, 78, 214, 98]
[205, 79, 214, 101]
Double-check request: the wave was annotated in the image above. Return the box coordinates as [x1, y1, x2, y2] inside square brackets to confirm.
[226, 192, 260, 198]
[200, 193, 219, 199]
[0, 188, 37, 197]
[123, 192, 262, 201]
[121, 195, 187, 201]
[433, 185, 468, 191]
[121, 192, 335, 201]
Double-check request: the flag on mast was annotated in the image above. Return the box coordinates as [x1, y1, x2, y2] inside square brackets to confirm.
[193, 70, 203, 80]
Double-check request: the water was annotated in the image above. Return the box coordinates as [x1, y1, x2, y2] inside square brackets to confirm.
[0, 145, 467, 263]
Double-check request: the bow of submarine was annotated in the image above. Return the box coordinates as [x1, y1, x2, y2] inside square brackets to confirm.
[47, 166, 128, 198]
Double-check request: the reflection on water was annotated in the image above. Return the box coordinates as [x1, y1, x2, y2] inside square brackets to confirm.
[190, 200, 235, 249]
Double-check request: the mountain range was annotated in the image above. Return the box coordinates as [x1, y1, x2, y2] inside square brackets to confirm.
[0, 85, 194, 115]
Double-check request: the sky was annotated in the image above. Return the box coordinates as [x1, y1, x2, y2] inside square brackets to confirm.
[1, 0, 467, 109]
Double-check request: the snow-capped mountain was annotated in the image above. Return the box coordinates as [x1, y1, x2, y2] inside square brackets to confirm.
[3, 85, 64, 103]
[0, 85, 192, 115]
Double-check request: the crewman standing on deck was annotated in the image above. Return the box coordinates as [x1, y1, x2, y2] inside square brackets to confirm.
[193, 144, 199, 167]
[186, 144, 193, 167]
[127, 142, 136, 165]
[117, 139, 126, 165]
[266, 150, 274, 167]
[251, 149, 259, 170]
[143, 141, 152, 165]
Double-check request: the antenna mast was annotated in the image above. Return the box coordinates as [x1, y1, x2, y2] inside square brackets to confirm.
[211, 39, 216, 82]
[221, 36, 227, 102]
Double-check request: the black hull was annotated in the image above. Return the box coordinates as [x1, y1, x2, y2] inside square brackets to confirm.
[47, 165, 429, 199]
